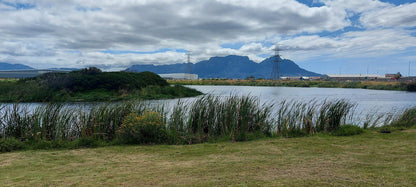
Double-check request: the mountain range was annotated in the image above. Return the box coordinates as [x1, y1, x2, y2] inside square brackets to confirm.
[0, 55, 322, 79]
[0, 62, 34, 70]
[126, 55, 321, 79]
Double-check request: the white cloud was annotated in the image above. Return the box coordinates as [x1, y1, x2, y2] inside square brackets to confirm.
[0, 0, 415, 73]
[281, 29, 416, 63]
[360, 3, 416, 28]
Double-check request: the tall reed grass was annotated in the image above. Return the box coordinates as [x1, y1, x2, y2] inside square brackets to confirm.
[0, 95, 410, 150]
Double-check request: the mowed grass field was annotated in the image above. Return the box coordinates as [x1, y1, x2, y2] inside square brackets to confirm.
[1, 129, 416, 186]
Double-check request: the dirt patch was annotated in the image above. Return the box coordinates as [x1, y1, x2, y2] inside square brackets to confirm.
[402, 129, 416, 133]
[0, 153, 19, 167]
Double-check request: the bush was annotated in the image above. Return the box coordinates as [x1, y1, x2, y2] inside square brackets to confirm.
[116, 111, 168, 144]
[0, 138, 25, 152]
[27, 139, 68, 150]
[73, 137, 101, 148]
[378, 126, 392, 133]
[332, 125, 364, 136]
[406, 82, 416, 92]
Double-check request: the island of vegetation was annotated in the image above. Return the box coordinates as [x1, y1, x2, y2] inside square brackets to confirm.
[0, 67, 202, 102]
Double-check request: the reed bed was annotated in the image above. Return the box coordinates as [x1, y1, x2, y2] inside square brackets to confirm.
[1, 95, 413, 151]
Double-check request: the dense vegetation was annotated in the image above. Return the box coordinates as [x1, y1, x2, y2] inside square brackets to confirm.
[0, 67, 201, 102]
[169, 79, 416, 92]
[1, 95, 414, 152]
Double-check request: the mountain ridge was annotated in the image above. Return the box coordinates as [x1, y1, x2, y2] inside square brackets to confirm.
[126, 55, 321, 79]
[0, 62, 34, 70]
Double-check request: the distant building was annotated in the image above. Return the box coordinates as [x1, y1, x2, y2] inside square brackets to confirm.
[0, 69, 70, 78]
[280, 76, 320, 80]
[324, 74, 385, 81]
[158, 73, 198, 80]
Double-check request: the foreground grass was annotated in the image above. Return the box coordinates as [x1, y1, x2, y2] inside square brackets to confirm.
[1, 129, 415, 186]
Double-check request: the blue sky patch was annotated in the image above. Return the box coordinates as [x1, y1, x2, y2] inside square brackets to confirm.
[76, 5, 102, 12]
[0, 1, 35, 10]
[296, 0, 325, 7]
[101, 48, 187, 55]
[220, 42, 245, 50]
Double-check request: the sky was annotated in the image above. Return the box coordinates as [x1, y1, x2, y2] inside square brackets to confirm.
[0, 0, 416, 75]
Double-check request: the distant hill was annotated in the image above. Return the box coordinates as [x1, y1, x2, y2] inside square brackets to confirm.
[126, 55, 321, 79]
[0, 62, 33, 70]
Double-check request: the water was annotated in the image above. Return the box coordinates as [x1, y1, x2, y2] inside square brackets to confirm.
[182, 85, 416, 125]
[2, 86, 415, 126]
[185, 85, 416, 113]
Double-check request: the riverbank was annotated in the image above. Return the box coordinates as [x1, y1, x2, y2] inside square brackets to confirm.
[1, 129, 415, 186]
[169, 79, 416, 91]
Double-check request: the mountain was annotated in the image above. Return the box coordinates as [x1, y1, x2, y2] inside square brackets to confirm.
[126, 55, 321, 79]
[0, 62, 34, 70]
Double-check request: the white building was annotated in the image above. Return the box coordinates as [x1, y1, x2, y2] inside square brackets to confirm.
[159, 73, 198, 80]
[325, 74, 386, 81]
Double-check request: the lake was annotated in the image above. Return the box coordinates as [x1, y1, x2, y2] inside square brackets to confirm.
[185, 85, 416, 111]
[1, 85, 415, 126]
[179, 85, 416, 125]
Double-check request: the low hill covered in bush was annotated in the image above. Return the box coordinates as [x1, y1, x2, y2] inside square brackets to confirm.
[0, 67, 201, 102]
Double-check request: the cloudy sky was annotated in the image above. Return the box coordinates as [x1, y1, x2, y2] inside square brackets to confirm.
[1, 0, 415, 75]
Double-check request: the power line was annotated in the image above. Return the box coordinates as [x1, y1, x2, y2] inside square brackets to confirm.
[271, 45, 280, 80]
[186, 51, 192, 79]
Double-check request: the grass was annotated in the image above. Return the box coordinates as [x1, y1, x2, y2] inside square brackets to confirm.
[1, 96, 356, 146]
[1, 129, 415, 186]
[2, 95, 410, 152]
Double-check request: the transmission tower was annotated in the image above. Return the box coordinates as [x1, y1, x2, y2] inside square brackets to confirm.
[186, 51, 192, 79]
[271, 45, 280, 80]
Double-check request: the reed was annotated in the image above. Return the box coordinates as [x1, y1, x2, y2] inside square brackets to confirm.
[390, 107, 416, 128]
[1, 95, 411, 152]
[180, 95, 274, 141]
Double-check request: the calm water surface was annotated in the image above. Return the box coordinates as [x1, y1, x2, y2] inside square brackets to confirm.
[2, 86, 415, 125]
[184, 85, 416, 121]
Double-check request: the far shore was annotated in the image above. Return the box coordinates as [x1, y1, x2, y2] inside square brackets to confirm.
[168, 79, 416, 92]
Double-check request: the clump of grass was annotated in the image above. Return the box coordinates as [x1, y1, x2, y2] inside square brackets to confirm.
[182, 95, 273, 142]
[332, 124, 364, 136]
[316, 99, 355, 132]
[274, 99, 355, 136]
[390, 107, 416, 128]
[0, 137, 24, 152]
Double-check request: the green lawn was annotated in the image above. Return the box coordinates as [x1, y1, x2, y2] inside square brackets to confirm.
[1, 129, 415, 186]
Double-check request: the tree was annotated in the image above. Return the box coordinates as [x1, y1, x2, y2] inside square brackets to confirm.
[393, 72, 402, 80]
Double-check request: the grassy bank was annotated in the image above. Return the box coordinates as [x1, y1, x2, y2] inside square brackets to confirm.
[1, 129, 415, 186]
[169, 79, 416, 91]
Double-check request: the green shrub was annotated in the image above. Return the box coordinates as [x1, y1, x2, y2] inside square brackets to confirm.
[378, 126, 392, 133]
[332, 125, 364, 136]
[116, 111, 168, 144]
[286, 129, 308, 138]
[406, 82, 416, 92]
[27, 139, 68, 150]
[73, 137, 101, 148]
[0, 138, 25, 152]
